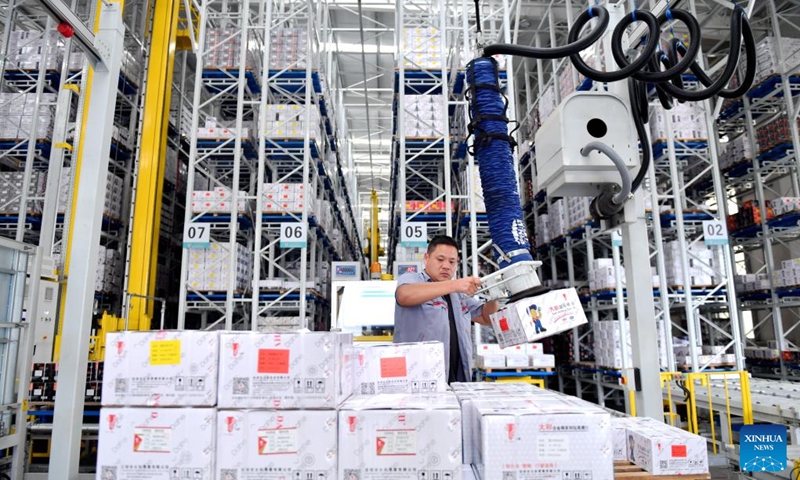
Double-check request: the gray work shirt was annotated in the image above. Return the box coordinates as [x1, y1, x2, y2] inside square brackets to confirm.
[393, 270, 484, 381]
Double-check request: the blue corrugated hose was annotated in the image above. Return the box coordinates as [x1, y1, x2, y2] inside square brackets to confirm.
[467, 57, 533, 269]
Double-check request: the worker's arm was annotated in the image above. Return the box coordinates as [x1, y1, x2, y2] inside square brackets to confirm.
[396, 277, 482, 307]
[472, 300, 499, 326]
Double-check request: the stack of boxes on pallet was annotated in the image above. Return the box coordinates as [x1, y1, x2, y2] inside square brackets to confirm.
[268, 28, 310, 70]
[187, 243, 253, 292]
[735, 257, 800, 292]
[190, 187, 249, 215]
[611, 417, 708, 475]
[588, 258, 660, 291]
[475, 342, 555, 369]
[750, 36, 800, 84]
[0, 93, 56, 140]
[663, 241, 725, 288]
[256, 315, 310, 332]
[401, 27, 442, 69]
[203, 27, 258, 70]
[756, 115, 800, 155]
[648, 101, 708, 141]
[403, 95, 446, 137]
[593, 321, 670, 369]
[58, 168, 125, 221]
[727, 199, 772, 232]
[533, 197, 592, 247]
[673, 344, 735, 367]
[4, 31, 63, 70]
[262, 182, 309, 213]
[264, 104, 322, 140]
[52, 245, 123, 293]
[0, 171, 46, 214]
[719, 136, 755, 170]
[196, 117, 255, 143]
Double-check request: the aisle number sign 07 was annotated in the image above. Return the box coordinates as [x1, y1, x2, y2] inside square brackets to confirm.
[280, 222, 308, 249]
[183, 223, 210, 249]
[703, 220, 728, 246]
[401, 222, 427, 248]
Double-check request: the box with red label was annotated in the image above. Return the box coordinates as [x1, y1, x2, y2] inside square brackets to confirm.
[217, 331, 353, 409]
[338, 393, 462, 480]
[216, 410, 337, 480]
[624, 417, 708, 475]
[490, 288, 589, 348]
[474, 395, 614, 480]
[350, 342, 446, 395]
[101, 330, 219, 407]
[97, 407, 216, 480]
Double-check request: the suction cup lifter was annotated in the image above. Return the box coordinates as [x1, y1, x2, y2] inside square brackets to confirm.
[473, 260, 545, 302]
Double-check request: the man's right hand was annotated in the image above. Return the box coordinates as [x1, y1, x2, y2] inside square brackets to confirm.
[452, 277, 482, 295]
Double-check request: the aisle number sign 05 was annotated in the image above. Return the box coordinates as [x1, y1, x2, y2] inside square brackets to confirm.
[183, 223, 210, 249]
[703, 220, 729, 246]
[280, 222, 308, 249]
[401, 222, 427, 248]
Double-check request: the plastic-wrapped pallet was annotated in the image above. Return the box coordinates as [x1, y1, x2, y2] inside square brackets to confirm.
[57, 168, 124, 220]
[0, 93, 57, 140]
[403, 95, 446, 137]
[261, 182, 309, 213]
[203, 27, 258, 70]
[0, 171, 46, 214]
[719, 135, 754, 170]
[462, 164, 486, 212]
[756, 114, 799, 154]
[268, 27, 310, 70]
[593, 320, 633, 368]
[663, 241, 724, 287]
[187, 242, 252, 292]
[191, 188, 248, 214]
[538, 84, 557, 123]
[263, 104, 322, 140]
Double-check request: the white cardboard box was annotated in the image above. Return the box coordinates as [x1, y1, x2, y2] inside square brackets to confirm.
[474, 396, 614, 480]
[351, 342, 446, 395]
[476, 354, 506, 369]
[97, 407, 216, 480]
[101, 330, 219, 407]
[612, 417, 637, 461]
[625, 418, 708, 475]
[218, 331, 353, 409]
[216, 409, 337, 480]
[531, 353, 556, 368]
[490, 288, 589, 348]
[338, 393, 462, 480]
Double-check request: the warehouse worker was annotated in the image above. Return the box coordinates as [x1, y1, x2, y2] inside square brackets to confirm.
[394, 235, 498, 384]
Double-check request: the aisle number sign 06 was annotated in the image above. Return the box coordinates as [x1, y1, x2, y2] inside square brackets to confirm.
[703, 220, 729, 246]
[183, 222, 210, 249]
[280, 222, 308, 249]
[401, 222, 427, 248]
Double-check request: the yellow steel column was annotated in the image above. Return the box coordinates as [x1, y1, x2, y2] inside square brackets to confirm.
[127, 0, 180, 329]
[53, 2, 123, 361]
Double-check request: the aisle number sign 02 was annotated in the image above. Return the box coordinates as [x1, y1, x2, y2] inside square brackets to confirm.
[183, 223, 210, 249]
[280, 222, 308, 249]
[703, 220, 729, 246]
[401, 222, 427, 248]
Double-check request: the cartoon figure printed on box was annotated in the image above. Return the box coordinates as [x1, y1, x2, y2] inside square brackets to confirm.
[528, 304, 547, 333]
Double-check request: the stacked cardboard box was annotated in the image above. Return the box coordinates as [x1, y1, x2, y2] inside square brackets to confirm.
[350, 342, 446, 395]
[594, 320, 633, 368]
[767, 197, 800, 217]
[749, 36, 800, 84]
[673, 345, 735, 367]
[29, 361, 104, 403]
[649, 101, 708, 141]
[190, 187, 249, 214]
[619, 417, 708, 475]
[261, 182, 310, 212]
[404, 200, 452, 212]
[0, 92, 56, 140]
[403, 94, 446, 137]
[588, 259, 661, 292]
[57, 167, 125, 220]
[727, 199, 774, 232]
[0, 171, 46, 214]
[538, 84, 557, 123]
[734, 273, 771, 293]
[95, 246, 124, 293]
[187, 242, 252, 292]
[269, 27, 310, 70]
[719, 136, 754, 170]
[474, 343, 554, 369]
[534, 214, 550, 247]
[742, 257, 800, 290]
[756, 114, 800, 153]
[263, 103, 322, 140]
[401, 26, 443, 69]
[462, 164, 486, 212]
[663, 241, 725, 287]
[196, 117, 255, 143]
[5, 30, 63, 71]
[566, 196, 592, 229]
[203, 27, 258, 70]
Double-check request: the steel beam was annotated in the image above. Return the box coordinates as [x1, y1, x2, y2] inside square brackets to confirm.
[48, 3, 124, 478]
[35, 0, 105, 68]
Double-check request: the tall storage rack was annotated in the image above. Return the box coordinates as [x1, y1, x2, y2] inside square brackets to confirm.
[714, 0, 800, 381]
[177, 0, 362, 332]
[0, 1, 147, 316]
[388, 0, 457, 269]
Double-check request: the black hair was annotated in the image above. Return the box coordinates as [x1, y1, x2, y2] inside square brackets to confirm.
[427, 235, 459, 254]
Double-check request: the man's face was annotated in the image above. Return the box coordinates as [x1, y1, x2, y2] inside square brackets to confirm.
[424, 245, 458, 282]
